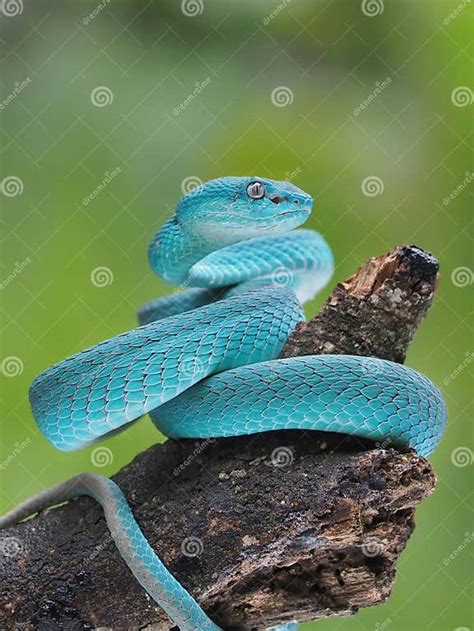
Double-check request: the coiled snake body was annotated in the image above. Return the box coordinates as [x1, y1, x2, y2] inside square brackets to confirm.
[1, 177, 446, 631]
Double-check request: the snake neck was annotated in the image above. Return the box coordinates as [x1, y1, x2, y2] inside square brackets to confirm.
[149, 215, 257, 287]
[148, 216, 215, 286]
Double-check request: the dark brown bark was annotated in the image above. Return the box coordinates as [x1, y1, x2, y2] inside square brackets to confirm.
[0, 245, 440, 631]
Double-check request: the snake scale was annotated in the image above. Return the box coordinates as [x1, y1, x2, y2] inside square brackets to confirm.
[1, 177, 447, 631]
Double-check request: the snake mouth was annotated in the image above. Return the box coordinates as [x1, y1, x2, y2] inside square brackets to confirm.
[277, 209, 311, 217]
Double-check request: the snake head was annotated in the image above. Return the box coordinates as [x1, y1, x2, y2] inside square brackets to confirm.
[175, 176, 313, 245]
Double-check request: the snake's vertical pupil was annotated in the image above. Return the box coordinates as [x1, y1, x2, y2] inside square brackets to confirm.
[247, 181, 265, 199]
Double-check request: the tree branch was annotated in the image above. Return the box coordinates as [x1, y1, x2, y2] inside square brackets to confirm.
[0, 245, 440, 631]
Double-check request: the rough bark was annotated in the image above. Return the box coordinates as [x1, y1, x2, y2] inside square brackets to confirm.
[281, 245, 439, 362]
[0, 245, 440, 631]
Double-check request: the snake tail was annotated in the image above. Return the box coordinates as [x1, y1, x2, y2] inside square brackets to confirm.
[0, 473, 221, 631]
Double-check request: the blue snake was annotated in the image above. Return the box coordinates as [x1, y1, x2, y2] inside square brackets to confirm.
[0, 177, 446, 631]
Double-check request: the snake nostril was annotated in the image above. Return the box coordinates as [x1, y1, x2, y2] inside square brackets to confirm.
[294, 199, 299, 205]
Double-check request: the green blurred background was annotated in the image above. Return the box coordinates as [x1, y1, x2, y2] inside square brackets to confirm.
[1, 0, 472, 629]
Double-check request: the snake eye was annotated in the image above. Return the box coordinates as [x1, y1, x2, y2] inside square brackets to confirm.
[246, 181, 265, 199]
